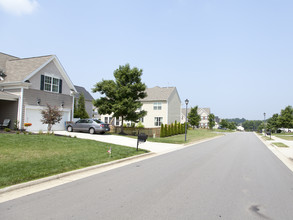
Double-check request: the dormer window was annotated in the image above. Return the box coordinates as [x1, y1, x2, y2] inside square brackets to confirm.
[40, 74, 62, 93]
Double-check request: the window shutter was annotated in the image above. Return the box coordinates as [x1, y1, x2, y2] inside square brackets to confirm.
[59, 79, 62, 93]
[40, 75, 44, 90]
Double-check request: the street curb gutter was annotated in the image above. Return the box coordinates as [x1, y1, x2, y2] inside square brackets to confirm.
[0, 152, 155, 195]
[254, 133, 293, 172]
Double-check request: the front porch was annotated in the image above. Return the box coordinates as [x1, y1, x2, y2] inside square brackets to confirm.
[0, 91, 19, 129]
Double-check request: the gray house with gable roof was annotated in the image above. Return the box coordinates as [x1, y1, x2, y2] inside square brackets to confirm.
[0, 52, 77, 131]
[74, 85, 94, 118]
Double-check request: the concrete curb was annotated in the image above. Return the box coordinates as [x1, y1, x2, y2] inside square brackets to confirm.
[0, 152, 155, 195]
[254, 132, 293, 172]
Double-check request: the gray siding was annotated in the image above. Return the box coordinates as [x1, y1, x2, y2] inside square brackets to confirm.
[29, 61, 71, 95]
[22, 88, 73, 127]
[85, 100, 93, 118]
[167, 89, 181, 124]
[0, 100, 18, 129]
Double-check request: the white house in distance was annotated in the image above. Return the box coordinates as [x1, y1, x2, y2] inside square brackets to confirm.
[100, 86, 182, 128]
[181, 107, 213, 128]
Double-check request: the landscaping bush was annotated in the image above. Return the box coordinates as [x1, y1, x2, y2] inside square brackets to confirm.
[164, 124, 168, 137]
[174, 120, 178, 135]
[160, 124, 164, 137]
[4, 128, 11, 132]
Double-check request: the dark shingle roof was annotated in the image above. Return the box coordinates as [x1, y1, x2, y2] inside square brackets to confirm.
[74, 85, 94, 101]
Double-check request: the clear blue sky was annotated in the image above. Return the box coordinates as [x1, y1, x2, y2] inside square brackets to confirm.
[1, 0, 293, 120]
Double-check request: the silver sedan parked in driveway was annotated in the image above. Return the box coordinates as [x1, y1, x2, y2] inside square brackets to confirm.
[66, 119, 110, 134]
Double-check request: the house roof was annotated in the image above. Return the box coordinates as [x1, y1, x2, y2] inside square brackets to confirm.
[181, 107, 211, 118]
[143, 86, 176, 101]
[3, 55, 53, 82]
[74, 85, 94, 101]
[0, 52, 77, 92]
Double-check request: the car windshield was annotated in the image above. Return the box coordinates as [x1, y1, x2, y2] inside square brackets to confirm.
[93, 119, 103, 124]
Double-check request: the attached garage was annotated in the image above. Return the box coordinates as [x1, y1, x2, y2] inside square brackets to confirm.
[24, 106, 70, 132]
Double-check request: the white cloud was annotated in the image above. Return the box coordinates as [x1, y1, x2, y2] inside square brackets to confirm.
[0, 0, 39, 16]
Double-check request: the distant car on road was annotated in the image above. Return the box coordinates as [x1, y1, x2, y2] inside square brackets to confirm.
[66, 119, 110, 134]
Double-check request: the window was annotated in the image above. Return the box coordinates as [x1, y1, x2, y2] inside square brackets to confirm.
[116, 117, 120, 126]
[153, 102, 162, 110]
[154, 117, 163, 126]
[104, 117, 108, 124]
[44, 75, 60, 93]
[140, 117, 144, 123]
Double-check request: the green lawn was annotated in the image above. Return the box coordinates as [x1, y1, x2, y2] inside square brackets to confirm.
[273, 134, 293, 141]
[0, 133, 147, 188]
[147, 129, 222, 144]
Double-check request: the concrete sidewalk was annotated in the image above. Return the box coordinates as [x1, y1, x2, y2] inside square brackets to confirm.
[54, 131, 183, 153]
[257, 133, 293, 172]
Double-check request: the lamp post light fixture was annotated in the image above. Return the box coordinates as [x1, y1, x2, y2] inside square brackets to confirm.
[185, 99, 189, 142]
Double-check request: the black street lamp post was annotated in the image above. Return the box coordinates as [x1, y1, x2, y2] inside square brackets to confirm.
[263, 112, 266, 135]
[185, 99, 189, 142]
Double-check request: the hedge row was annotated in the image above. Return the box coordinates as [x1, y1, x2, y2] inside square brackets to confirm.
[160, 120, 187, 137]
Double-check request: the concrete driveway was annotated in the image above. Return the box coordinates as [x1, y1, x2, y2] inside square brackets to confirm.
[54, 131, 183, 153]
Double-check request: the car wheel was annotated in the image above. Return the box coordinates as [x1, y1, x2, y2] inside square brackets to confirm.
[100, 131, 105, 134]
[67, 126, 73, 132]
[89, 128, 95, 134]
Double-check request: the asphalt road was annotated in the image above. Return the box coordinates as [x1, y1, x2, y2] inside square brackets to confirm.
[1, 132, 293, 220]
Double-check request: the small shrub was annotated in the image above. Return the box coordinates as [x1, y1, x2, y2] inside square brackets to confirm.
[137, 121, 144, 128]
[38, 130, 43, 135]
[74, 136, 77, 138]
[16, 131, 20, 134]
[23, 131, 27, 135]
[29, 132, 32, 135]
[4, 128, 11, 132]
[174, 120, 178, 135]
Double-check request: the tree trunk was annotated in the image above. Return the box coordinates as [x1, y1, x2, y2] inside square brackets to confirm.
[120, 116, 125, 134]
[48, 124, 52, 132]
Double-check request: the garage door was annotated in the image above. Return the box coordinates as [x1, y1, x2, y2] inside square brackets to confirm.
[25, 108, 70, 132]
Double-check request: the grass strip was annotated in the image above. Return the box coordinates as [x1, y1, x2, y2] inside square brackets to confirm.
[0, 133, 147, 188]
[147, 129, 222, 144]
[273, 142, 289, 148]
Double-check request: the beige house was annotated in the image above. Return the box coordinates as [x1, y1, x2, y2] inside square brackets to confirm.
[100, 86, 181, 128]
[0, 52, 77, 131]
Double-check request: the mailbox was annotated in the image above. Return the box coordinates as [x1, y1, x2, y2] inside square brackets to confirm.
[138, 133, 148, 142]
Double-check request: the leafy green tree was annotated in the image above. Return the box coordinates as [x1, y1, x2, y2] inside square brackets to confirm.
[220, 119, 229, 129]
[242, 120, 262, 131]
[227, 121, 237, 130]
[160, 124, 165, 137]
[188, 106, 200, 129]
[75, 93, 89, 119]
[92, 64, 147, 133]
[267, 114, 280, 133]
[41, 104, 62, 131]
[208, 113, 215, 130]
[278, 106, 293, 128]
